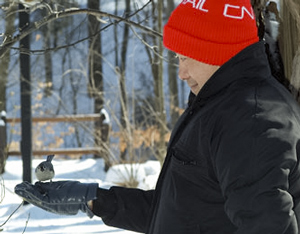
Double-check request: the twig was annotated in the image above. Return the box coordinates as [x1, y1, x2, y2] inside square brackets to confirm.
[0, 201, 24, 228]
[0, 177, 4, 204]
[129, 25, 167, 62]
[0, 0, 161, 58]
[10, 0, 155, 55]
[21, 213, 30, 234]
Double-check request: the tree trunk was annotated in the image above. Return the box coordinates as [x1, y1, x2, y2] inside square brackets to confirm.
[155, 0, 167, 165]
[0, 4, 16, 174]
[166, 0, 179, 128]
[42, 22, 53, 97]
[278, 0, 300, 100]
[0, 4, 17, 112]
[141, 1, 167, 165]
[88, 0, 103, 106]
[119, 0, 131, 162]
[88, 0, 110, 168]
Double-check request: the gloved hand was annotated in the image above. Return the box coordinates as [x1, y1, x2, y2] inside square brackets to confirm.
[14, 181, 98, 218]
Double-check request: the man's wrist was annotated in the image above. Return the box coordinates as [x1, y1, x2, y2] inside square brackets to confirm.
[87, 200, 93, 211]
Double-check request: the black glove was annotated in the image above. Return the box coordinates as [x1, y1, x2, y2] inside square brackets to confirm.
[14, 181, 98, 218]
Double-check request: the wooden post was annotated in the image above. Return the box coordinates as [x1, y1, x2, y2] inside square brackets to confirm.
[19, 4, 32, 183]
[0, 111, 7, 174]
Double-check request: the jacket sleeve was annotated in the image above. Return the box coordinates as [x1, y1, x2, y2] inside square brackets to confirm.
[92, 186, 154, 233]
[211, 93, 299, 233]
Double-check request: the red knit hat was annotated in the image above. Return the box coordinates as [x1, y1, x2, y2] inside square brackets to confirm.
[163, 0, 259, 65]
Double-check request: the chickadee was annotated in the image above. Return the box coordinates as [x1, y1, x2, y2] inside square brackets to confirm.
[35, 155, 55, 182]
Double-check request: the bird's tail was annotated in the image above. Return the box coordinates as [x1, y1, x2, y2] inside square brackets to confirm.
[46, 154, 55, 162]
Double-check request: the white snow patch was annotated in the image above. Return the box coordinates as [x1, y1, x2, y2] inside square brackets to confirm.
[105, 160, 160, 190]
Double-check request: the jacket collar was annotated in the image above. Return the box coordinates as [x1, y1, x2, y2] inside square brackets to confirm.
[188, 41, 271, 107]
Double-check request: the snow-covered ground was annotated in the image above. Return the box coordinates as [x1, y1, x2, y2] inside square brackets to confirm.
[0, 157, 160, 233]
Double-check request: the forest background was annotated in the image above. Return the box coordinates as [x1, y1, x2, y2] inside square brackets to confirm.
[0, 0, 185, 178]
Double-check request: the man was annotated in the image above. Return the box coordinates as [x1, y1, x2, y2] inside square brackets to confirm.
[15, 0, 300, 233]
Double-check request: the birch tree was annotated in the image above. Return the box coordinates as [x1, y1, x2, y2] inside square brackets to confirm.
[252, 0, 300, 100]
[278, 0, 300, 100]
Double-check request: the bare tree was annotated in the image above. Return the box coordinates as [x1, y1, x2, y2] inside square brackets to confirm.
[278, 0, 300, 100]
[88, 0, 103, 106]
[87, 0, 111, 169]
[155, 0, 167, 164]
[0, 3, 17, 174]
[0, 3, 17, 112]
[166, 0, 179, 128]
[118, 0, 131, 161]
[42, 22, 53, 96]
[252, 1, 300, 103]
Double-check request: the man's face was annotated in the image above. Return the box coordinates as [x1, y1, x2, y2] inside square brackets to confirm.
[177, 54, 220, 95]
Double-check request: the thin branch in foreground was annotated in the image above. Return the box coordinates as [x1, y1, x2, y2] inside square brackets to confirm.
[0, 0, 161, 58]
[0, 201, 24, 228]
[0, 176, 4, 204]
[22, 213, 30, 234]
[10, 0, 154, 55]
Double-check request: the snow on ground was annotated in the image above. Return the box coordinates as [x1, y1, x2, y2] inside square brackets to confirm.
[0, 157, 161, 234]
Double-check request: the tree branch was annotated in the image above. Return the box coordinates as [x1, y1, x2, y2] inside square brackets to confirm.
[0, 0, 162, 58]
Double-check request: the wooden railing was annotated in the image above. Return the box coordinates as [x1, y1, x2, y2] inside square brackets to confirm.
[1, 112, 109, 157]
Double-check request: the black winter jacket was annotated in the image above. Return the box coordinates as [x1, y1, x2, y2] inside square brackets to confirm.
[93, 42, 300, 234]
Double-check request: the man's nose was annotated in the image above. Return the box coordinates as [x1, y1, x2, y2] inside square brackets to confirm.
[178, 65, 189, 80]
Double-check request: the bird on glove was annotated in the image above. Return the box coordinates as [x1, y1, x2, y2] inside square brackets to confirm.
[35, 155, 55, 182]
